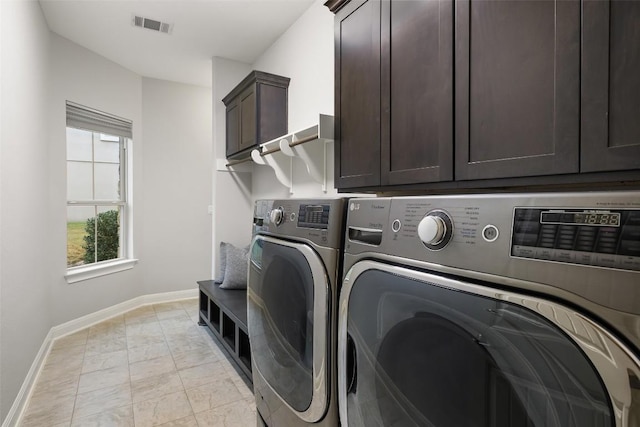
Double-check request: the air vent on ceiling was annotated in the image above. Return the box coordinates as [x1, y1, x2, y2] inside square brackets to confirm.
[132, 15, 173, 34]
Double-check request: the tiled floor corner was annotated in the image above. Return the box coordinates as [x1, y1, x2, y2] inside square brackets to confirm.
[20, 299, 256, 427]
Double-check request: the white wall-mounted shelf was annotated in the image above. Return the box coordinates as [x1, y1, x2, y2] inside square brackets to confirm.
[223, 114, 334, 193]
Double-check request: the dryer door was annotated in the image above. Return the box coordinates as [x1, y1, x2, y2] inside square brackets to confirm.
[338, 260, 640, 427]
[248, 235, 330, 422]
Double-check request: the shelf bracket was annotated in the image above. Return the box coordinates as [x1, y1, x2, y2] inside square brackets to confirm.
[251, 145, 293, 192]
[231, 115, 334, 193]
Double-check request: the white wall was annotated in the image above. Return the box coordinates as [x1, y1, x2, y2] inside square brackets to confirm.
[141, 77, 212, 293]
[0, 30, 215, 422]
[48, 33, 145, 325]
[209, 0, 337, 278]
[252, 0, 334, 132]
[0, 1, 52, 420]
[251, 0, 336, 199]
[211, 57, 253, 279]
[1, 9, 214, 422]
[212, 58, 252, 162]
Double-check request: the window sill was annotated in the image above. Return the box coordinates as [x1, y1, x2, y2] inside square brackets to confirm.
[65, 259, 138, 284]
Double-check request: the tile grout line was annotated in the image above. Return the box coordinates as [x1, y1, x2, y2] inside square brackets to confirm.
[131, 305, 167, 426]
[69, 336, 88, 426]
[129, 303, 196, 426]
[73, 317, 130, 426]
[125, 313, 136, 427]
[159, 303, 200, 425]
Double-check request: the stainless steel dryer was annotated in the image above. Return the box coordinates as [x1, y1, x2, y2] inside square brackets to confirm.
[249, 198, 346, 427]
[339, 192, 640, 427]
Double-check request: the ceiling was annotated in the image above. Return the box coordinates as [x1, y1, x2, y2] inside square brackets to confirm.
[39, 0, 315, 88]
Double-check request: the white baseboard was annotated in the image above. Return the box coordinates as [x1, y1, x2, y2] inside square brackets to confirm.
[2, 288, 198, 427]
[1, 330, 54, 427]
[50, 288, 198, 339]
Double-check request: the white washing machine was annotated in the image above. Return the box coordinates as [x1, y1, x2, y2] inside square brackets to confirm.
[339, 191, 640, 427]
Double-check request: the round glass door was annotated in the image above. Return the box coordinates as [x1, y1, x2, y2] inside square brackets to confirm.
[340, 264, 617, 427]
[248, 236, 329, 419]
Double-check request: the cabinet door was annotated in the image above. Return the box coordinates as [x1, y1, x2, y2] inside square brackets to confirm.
[239, 86, 256, 152]
[256, 83, 288, 145]
[381, 0, 453, 185]
[455, 0, 580, 181]
[582, 0, 640, 172]
[335, 0, 381, 189]
[225, 99, 240, 158]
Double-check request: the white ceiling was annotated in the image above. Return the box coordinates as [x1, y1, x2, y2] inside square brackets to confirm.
[39, 0, 315, 88]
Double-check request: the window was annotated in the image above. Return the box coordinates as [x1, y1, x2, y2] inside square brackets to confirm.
[66, 102, 132, 272]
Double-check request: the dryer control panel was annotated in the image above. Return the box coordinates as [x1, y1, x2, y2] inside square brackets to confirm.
[511, 207, 640, 271]
[253, 198, 346, 250]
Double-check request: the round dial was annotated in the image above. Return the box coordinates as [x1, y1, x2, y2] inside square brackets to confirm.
[418, 216, 446, 244]
[269, 207, 284, 226]
[417, 210, 453, 250]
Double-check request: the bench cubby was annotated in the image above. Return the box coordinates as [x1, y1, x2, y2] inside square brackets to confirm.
[197, 280, 252, 381]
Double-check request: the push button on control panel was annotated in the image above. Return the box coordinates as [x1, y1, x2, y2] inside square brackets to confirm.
[482, 225, 499, 242]
[391, 219, 402, 233]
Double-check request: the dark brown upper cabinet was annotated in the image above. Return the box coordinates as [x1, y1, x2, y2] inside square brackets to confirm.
[332, 0, 453, 189]
[328, 0, 640, 192]
[581, 0, 640, 173]
[455, 0, 580, 181]
[334, 0, 382, 189]
[222, 71, 290, 160]
[382, 0, 453, 185]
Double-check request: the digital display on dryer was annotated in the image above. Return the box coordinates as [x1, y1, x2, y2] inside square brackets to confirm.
[297, 204, 330, 229]
[541, 211, 621, 227]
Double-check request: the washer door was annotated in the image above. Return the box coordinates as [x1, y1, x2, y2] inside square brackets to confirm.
[248, 235, 330, 422]
[339, 261, 640, 427]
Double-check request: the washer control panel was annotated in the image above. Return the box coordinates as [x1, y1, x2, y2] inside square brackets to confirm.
[384, 200, 483, 250]
[417, 210, 454, 250]
[511, 207, 640, 271]
[345, 192, 640, 273]
[344, 192, 640, 316]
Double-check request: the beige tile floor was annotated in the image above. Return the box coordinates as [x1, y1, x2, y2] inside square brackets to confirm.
[20, 299, 256, 427]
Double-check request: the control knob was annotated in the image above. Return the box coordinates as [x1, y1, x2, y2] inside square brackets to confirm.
[418, 210, 453, 250]
[269, 207, 284, 226]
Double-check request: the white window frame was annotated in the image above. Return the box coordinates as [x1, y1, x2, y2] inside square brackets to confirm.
[64, 103, 137, 283]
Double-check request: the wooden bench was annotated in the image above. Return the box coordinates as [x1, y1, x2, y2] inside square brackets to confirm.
[198, 280, 252, 381]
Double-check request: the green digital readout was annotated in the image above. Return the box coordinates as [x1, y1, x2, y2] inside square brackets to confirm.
[541, 212, 621, 227]
[573, 213, 620, 226]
